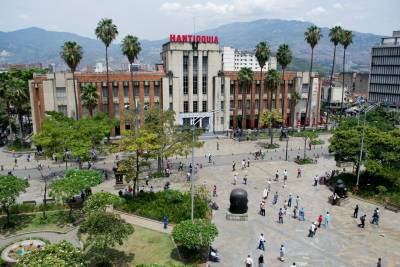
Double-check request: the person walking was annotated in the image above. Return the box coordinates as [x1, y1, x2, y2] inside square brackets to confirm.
[163, 215, 169, 229]
[232, 161, 236, 171]
[245, 255, 253, 267]
[258, 254, 264, 267]
[288, 194, 292, 207]
[353, 204, 359, 218]
[283, 169, 288, 182]
[267, 179, 272, 191]
[299, 207, 305, 221]
[178, 161, 183, 171]
[293, 206, 298, 219]
[295, 195, 300, 208]
[317, 214, 323, 228]
[278, 208, 284, 224]
[283, 200, 288, 215]
[324, 212, 331, 227]
[241, 159, 246, 170]
[313, 175, 319, 186]
[243, 169, 248, 185]
[358, 214, 367, 228]
[376, 258, 382, 267]
[272, 192, 278, 205]
[279, 245, 285, 262]
[247, 158, 250, 168]
[258, 233, 265, 251]
[297, 167, 302, 178]
[233, 172, 238, 185]
[308, 222, 316, 237]
[262, 188, 268, 200]
[213, 185, 217, 197]
[260, 201, 266, 216]
[275, 170, 279, 181]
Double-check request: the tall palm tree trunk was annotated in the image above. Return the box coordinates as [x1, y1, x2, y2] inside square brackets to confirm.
[72, 71, 79, 120]
[340, 49, 347, 122]
[106, 46, 112, 116]
[258, 69, 263, 128]
[281, 69, 286, 125]
[304, 48, 314, 131]
[326, 45, 337, 126]
[242, 84, 246, 129]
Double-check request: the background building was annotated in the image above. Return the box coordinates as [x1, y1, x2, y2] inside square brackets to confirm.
[368, 30, 400, 107]
[222, 46, 277, 72]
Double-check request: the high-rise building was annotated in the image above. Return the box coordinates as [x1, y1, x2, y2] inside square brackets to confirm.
[222, 46, 277, 72]
[368, 30, 400, 107]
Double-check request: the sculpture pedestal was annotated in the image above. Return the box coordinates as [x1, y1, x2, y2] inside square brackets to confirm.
[226, 211, 248, 221]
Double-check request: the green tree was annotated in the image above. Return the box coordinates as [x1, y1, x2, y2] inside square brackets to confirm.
[237, 67, 254, 129]
[60, 41, 83, 120]
[79, 212, 134, 266]
[339, 30, 354, 120]
[16, 240, 87, 267]
[0, 175, 29, 226]
[265, 69, 281, 111]
[261, 109, 283, 145]
[50, 169, 103, 218]
[80, 83, 98, 117]
[121, 35, 141, 106]
[327, 26, 343, 124]
[144, 108, 202, 171]
[95, 18, 118, 114]
[255, 42, 270, 128]
[172, 219, 218, 251]
[83, 192, 122, 215]
[276, 44, 292, 122]
[304, 25, 322, 129]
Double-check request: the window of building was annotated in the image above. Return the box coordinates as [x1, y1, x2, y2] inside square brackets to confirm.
[202, 101, 207, 112]
[102, 104, 109, 113]
[221, 101, 225, 111]
[193, 78, 198, 94]
[144, 82, 150, 97]
[255, 99, 259, 110]
[114, 103, 120, 116]
[102, 87, 108, 99]
[230, 81, 234, 95]
[169, 84, 173, 96]
[220, 117, 224, 125]
[246, 100, 250, 110]
[169, 102, 173, 110]
[134, 82, 139, 97]
[184, 101, 189, 113]
[230, 100, 234, 110]
[123, 86, 129, 98]
[202, 76, 207, 94]
[113, 87, 118, 98]
[221, 79, 225, 95]
[238, 100, 242, 109]
[183, 76, 189, 95]
[154, 83, 160, 97]
[56, 87, 66, 99]
[58, 105, 67, 116]
[193, 101, 198, 112]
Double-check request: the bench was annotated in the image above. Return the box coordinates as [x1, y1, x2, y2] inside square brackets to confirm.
[44, 198, 55, 204]
[22, 200, 37, 205]
[385, 203, 400, 213]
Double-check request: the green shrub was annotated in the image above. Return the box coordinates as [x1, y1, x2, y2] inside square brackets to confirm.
[376, 185, 388, 194]
[0, 203, 67, 215]
[115, 190, 209, 223]
[311, 139, 324, 145]
[151, 171, 165, 178]
[263, 143, 280, 149]
[295, 158, 314, 165]
[172, 219, 218, 251]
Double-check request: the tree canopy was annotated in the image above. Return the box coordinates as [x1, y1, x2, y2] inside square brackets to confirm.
[16, 240, 87, 267]
[0, 175, 29, 225]
[83, 192, 122, 215]
[172, 219, 218, 251]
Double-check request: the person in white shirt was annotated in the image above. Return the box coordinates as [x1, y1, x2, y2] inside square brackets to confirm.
[245, 255, 253, 267]
[262, 188, 268, 200]
[257, 233, 265, 251]
[279, 245, 285, 261]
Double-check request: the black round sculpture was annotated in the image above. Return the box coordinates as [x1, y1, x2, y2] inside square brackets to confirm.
[229, 189, 248, 214]
[334, 179, 347, 198]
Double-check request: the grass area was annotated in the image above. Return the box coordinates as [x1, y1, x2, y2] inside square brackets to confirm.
[109, 226, 184, 266]
[0, 210, 76, 236]
[295, 157, 314, 165]
[5, 144, 34, 152]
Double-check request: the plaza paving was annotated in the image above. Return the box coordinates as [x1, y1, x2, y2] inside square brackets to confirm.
[196, 158, 400, 267]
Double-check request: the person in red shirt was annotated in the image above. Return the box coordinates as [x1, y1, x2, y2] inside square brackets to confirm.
[318, 214, 323, 228]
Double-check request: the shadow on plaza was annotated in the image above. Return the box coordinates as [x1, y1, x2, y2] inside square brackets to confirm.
[85, 247, 135, 267]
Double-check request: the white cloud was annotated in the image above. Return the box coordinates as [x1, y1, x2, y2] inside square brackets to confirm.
[333, 3, 342, 9]
[160, 0, 303, 16]
[0, 50, 12, 57]
[307, 6, 326, 16]
[17, 14, 30, 20]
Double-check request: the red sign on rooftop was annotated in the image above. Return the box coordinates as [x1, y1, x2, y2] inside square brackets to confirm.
[170, 34, 219, 44]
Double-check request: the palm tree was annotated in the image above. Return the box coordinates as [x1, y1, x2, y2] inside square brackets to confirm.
[121, 35, 141, 109]
[289, 91, 301, 126]
[276, 44, 292, 124]
[237, 67, 254, 129]
[255, 42, 270, 128]
[304, 25, 322, 130]
[261, 109, 283, 146]
[339, 30, 354, 121]
[80, 83, 99, 117]
[266, 69, 281, 111]
[327, 26, 343, 125]
[95, 18, 118, 115]
[60, 41, 83, 120]
[5, 77, 28, 141]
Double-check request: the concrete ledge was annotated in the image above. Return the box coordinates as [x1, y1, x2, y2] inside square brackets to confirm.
[226, 211, 248, 221]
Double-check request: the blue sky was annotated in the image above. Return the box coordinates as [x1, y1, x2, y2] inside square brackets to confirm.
[1, 0, 399, 40]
